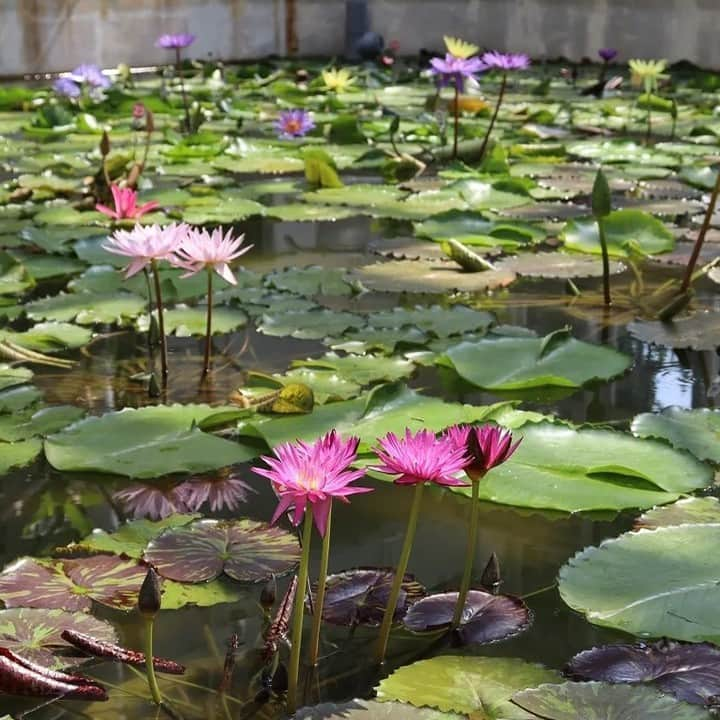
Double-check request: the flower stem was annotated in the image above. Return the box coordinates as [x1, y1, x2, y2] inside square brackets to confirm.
[308, 505, 332, 667]
[597, 217, 612, 306]
[150, 260, 168, 384]
[680, 165, 720, 294]
[375, 482, 425, 665]
[175, 47, 191, 134]
[287, 511, 313, 715]
[452, 476, 481, 628]
[646, 104, 652, 145]
[202, 268, 213, 377]
[144, 617, 162, 705]
[452, 83, 460, 160]
[477, 72, 507, 161]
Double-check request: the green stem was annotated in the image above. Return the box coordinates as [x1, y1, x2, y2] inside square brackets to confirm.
[452, 476, 481, 628]
[477, 72, 507, 161]
[175, 47, 192, 134]
[680, 165, 720, 293]
[308, 505, 332, 666]
[597, 217, 612, 306]
[375, 482, 425, 665]
[287, 511, 313, 715]
[150, 260, 168, 384]
[452, 83, 459, 160]
[202, 268, 213, 377]
[144, 617, 162, 705]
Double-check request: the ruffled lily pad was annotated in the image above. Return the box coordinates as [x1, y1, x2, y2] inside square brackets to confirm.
[369, 305, 493, 338]
[629, 312, 720, 351]
[0, 405, 85, 442]
[376, 656, 560, 716]
[403, 590, 531, 645]
[513, 681, 711, 720]
[566, 140, 680, 166]
[143, 518, 300, 583]
[560, 210, 675, 257]
[559, 524, 720, 643]
[0, 322, 93, 352]
[0, 438, 42, 473]
[437, 329, 631, 390]
[25, 291, 146, 325]
[631, 407, 720, 463]
[497, 252, 626, 279]
[265, 266, 355, 296]
[0, 385, 42, 413]
[567, 639, 720, 705]
[258, 308, 364, 340]
[291, 353, 414, 386]
[0, 555, 148, 611]
[137, 306, 247, 336]
[0, 607, 118, 669]
[296, 700, 463, 719]
[266, 204, 357, 222]
[316, 568, 425, 626]
[635, 498, 720, 530]
[0, 251, 32, 295]
[45, 404, 257, 478]
[0, 364, 32, 391]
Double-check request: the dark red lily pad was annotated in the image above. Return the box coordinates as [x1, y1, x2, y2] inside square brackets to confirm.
[315, 568, 426, 627]
[143, 518, 300, 583]
[402, 590, 531, 645]
[0, 608, 118, 669]
[0, 556, 148, 612]
[567, 639, 720, 705]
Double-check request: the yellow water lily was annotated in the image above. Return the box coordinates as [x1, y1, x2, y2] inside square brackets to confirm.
[443, 36, 479, 59]
[321, 67, 356, 92]
[628, 58, 668, 93]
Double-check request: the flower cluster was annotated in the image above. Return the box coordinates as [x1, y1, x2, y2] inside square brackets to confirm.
[53, 63, 111, 101]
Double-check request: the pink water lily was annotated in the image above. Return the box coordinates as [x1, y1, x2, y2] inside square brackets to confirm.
[372, 428, 469, 487]
[444, 424, 521, 481]
[103, 222, 187, 278]
[253, 431, 372, 537]
[96, 185, 160, 221]
[173, 227, 252, 285]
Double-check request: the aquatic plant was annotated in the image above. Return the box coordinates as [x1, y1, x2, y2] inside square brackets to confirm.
[628, 58, 668, 143]
[95, 185, 159, 221]
[591, 168, 613, 306]
[156, 32, 196, 133]
[275, 109, 315, 139]
[430, 52, 485, 159]
[444, 424, 521, 627]
[443, 35, 480, 60]
[173, 226, 252, 377]
[598, 48, 618, 63]
[103, 223, 187, 383]
[52, 77, 81, 99]
[321, 67, 356, 92]
[477, 51, 531, 160]
[371, 429, 468, 664]
[252, 431, 371, 712]
[138, 567, 163, 704]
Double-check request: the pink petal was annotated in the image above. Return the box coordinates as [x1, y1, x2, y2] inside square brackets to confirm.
[96, 203, 119, 219]
[215, 263, 237, 285]
[125, 258, 149, 278]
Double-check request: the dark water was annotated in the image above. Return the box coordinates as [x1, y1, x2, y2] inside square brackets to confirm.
[2, 212, 717, 718]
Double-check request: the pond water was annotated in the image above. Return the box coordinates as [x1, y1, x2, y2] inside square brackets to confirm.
[2, 56, 720, 719]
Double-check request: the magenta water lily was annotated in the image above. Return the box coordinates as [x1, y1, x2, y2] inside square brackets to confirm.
[156, 33, 196, 49]
[275, 109, 315, 139]
[96, 185, 159, 221]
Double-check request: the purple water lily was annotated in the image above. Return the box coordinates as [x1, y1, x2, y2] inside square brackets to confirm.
[275, 109, 315, 139]
[599, 48, 618, 63]
[71, 64, 111, 89]
[481, 51, 531, 72]
[429, 53, 486, 91]
[156, 33, 196, 49]
[53, 77, 81, 99]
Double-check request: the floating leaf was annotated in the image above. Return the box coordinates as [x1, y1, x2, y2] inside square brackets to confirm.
[258, 308, 364, 340]
[567, 639, 720, 705]
[0, 405, 85, 442]
[0, 608, 118, 669]
[291, 353, 414, 386]
[369, 305, 493, 338]
[0, 251, 32, 295]
[0, 322, 92, 352]
[513, 681, 711, 720]
[45, 404, 257, 479]
[438, 329, 631, 389]
[161, 578, 242, 609]
[635, 498, 720, 530]
[560, 210, 675, 257]
[144, 518, 300, 583]
[0, 364, 32, 391]
[629, 311, 720, 351]
[403, 590, 531, 645]
[0, 438, 42, 473]
[376, 656, 560, 716]
[631, 407, 720, 463]
[138, 306, 247, 336]
[266, 204, 357, 222]
[0, 555, 147, 611]
[559, 524, 720, 643]
[317, 568, 425, 627]
[0, 385, 42, 413]
[265, 266, 354, 297]
[25, 291, 146, 325]
[296, 700, 463, 720]
[497, 252, 625, 279]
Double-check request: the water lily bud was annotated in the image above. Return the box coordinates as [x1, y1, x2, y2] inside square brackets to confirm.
[138, 566, 162, 618]
[260, 575, 277, 611]
[99, 131, 110, 157]
[591, 168, 611, 219]
[480, 552, 501, 594]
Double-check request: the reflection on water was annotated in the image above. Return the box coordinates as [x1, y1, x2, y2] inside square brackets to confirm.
[4, 214, 720, 717]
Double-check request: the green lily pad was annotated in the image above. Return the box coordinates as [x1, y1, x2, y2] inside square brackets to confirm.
[264, 266, 354, 296]
[328, 326, 429, 354]
[369, 305, 494, 338]
[0, 322, 93, 352]
[631, 407, 720, 463]
[266, 203, 357, 222]
[629, 311, 720, 351]
[25, 291, 146, 325]
[635, 497, 720, 530]
[559, 524, 720, 643]
[438, 329, 631, 389]
[45, 404, 258, 479]
[468, 421, 712, 512]
[144, 518, 300, 583]
[296, 700, 463, 720]
[291, 353, 414, 386]
[0, 385, 43, 413]
[513, 682, 711, 720]
[12, 253, 86, 280]
[0, 438, 42, 473]
[566, 140, 680, 167]
[560, 210, 675, 257]
[161, 577, 242, 609]
[0, 251, 33, 295]
[0, 607, 118, 669]
[137, 306, 247, 336]
[277, 368, 362, 403]
[0, 405, 85, 442]
[376, 656, 559, 717]
[0, 364, 33, 391]
[303, 183, 407, 209]
[258, 308, 365, 340]
[181, 197, 266, 225]
[414, 210, 546, 249]
[497, 252, 626, 279]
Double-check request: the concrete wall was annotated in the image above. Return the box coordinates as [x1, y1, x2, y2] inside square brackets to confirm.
[0, 0, 716, 75]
